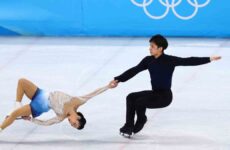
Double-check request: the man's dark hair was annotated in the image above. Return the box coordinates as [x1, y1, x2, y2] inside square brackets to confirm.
[77, 112, 86, 130]
[149, 34, 168, 51]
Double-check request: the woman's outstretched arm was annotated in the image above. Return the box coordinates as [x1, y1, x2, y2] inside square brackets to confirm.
[78, 85, 110, 103]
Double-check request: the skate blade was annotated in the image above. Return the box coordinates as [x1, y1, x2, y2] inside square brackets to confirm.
[120, 132, 132, 138]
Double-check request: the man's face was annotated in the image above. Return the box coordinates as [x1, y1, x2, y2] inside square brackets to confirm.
[149, 42, 163, 56]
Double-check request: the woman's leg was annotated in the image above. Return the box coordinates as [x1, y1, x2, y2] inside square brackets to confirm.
[16, 78, 38, 102]
[7, 78, 38, 117]
[1, 104, 32, 130]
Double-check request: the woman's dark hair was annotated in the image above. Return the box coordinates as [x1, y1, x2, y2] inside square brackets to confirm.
[149, 34, 168, 51]
[77, 112, 86, 130]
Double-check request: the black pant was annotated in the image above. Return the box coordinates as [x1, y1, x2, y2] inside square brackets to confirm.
[125, 89, 173, 127]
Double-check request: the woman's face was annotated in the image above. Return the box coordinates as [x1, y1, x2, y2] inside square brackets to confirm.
[68, 112, 80, 129]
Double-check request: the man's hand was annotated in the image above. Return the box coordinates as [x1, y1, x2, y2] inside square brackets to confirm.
[109, 80, 119, 89]
[210, 56, 221, 61]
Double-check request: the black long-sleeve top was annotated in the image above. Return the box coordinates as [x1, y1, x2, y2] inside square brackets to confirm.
[114, 54, 210, 90]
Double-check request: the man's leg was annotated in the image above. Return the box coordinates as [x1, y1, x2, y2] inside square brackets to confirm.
[120, 91, 152, 135]
[134, 90, 172, 134]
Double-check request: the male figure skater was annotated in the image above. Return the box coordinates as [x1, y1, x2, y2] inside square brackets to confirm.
[110, 34, 221, 138]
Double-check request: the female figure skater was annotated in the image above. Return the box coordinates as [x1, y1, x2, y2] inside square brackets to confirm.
[110, 34, 221, 138]
[0, 78, 113, 132]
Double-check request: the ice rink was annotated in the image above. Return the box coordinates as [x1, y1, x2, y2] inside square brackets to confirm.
[0, 37, 229, 150]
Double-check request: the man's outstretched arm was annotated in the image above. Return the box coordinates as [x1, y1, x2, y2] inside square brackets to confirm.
[114, 56, 149, 82]
[172, 55, 221, 66]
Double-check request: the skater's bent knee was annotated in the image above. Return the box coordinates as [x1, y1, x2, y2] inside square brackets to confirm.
[18, 78, 28, 85]
[126, 93, 136, 101]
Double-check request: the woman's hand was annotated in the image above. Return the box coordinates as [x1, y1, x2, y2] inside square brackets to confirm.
[109, 80, 119, 89]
